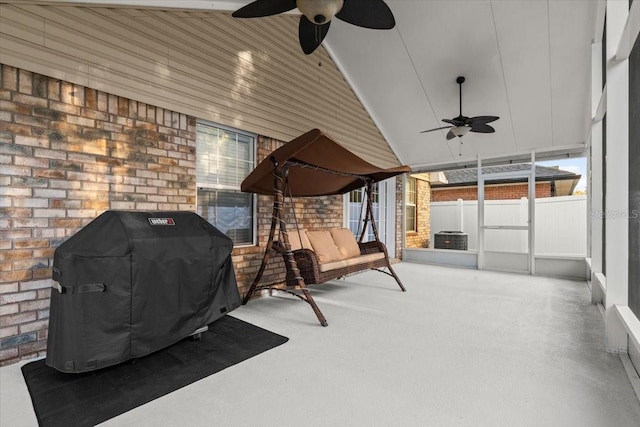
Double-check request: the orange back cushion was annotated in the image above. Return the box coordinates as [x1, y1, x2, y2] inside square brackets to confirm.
[287, 229, 312, 251]
[330, 228, 361, 259]
[306, 230, 343, 263]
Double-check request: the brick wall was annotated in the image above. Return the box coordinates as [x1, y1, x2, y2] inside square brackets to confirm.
[0, 65, 350, 365]
[431, 182, 552, 202]
[395, 176, 403, 259]
[0, 65, 197, 365]
[405, 178, 431, 248]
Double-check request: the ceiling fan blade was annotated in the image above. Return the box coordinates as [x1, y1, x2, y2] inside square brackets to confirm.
[336, 0, 396, 29]
[299, 16, 331, 55]
[446, 130, 457, 140]
[470, 115, 499, 125]
[232, 0, 296, 18]
[470, 124, 496, 133]
[442, 118, 459, 125]
[420, 125, 452, 133]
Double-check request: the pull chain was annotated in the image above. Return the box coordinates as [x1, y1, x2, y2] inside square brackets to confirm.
[316, 25, 323, 67]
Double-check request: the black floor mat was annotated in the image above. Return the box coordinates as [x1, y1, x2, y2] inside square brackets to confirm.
[21, 316, 288, 427]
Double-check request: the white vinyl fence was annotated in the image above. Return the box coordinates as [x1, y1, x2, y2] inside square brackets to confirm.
[430, 195, 587, 257]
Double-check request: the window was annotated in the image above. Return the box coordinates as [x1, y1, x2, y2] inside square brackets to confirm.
[196, 122, 255, 245]
[406, 177, 417, 232]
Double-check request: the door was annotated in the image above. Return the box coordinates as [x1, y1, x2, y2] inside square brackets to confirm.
[478, 164, 535, 274]
[345, 180, 395, 258]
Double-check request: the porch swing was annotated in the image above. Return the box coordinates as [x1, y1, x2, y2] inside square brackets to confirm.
[240, 129, 411, 326]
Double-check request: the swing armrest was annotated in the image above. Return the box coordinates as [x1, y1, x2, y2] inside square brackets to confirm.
[358, 241, 388, 256]
[284, 249, 321, 286]
[293, 249, 320, 272]
[272, 241, 321, 278]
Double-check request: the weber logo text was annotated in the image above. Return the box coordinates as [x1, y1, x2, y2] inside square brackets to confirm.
[148, 218, 175, 225]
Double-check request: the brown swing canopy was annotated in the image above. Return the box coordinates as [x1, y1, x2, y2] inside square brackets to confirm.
[241, 129, 411, 197]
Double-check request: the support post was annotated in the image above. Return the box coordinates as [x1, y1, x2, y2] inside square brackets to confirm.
[604, 0, 630, 353]
[241, 160, 279, 304]
[359, 181, 371, 243]
[365, 180, 380, 242]
[242, 157, 327, 326]
[363, 180, 406, 292]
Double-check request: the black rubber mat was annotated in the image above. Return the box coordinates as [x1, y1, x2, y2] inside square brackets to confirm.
[22, 316, 288, 427]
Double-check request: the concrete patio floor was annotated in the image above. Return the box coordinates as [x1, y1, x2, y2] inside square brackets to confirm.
[2, 262, 639, 426]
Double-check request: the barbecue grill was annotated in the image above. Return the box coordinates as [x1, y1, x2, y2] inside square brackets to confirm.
[46, 211, 240, 373]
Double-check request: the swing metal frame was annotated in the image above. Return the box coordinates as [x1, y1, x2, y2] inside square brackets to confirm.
[241, 156, 405, 327]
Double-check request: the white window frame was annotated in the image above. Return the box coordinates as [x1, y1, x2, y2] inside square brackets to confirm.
[406, 177, 417, 233]
[195, 120, 257, 247]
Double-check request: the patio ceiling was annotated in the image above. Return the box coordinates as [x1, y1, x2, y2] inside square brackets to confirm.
[323, 0, 599, 170]
[33, 0, 600, 170]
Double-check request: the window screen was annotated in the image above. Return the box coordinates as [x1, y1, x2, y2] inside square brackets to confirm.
[196, 122, 255, 245]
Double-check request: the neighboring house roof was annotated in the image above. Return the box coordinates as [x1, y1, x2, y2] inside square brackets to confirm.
[430, 164, 581, 196]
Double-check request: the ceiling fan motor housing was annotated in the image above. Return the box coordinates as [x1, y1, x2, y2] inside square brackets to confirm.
[297, 0, 344, 24]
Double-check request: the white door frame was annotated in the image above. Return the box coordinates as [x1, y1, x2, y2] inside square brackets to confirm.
[477, 153, 536, 274]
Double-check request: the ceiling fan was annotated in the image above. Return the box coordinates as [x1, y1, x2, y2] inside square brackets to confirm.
[232, 0, 396, 55]
[421, 76, 499, 142]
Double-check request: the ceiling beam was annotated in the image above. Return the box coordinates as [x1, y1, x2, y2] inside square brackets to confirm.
[411, 143, 587, 173]
[593, 0, 606, 44]
[615, 0, 640, 60]
[3, 0, 250, 12]
[594, 84, 607, 123]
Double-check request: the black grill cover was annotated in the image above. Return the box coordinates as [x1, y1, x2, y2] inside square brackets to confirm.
[46, 211, 241, 373]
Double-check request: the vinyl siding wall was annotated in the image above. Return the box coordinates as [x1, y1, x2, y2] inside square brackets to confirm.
[0, 3, 400, 168]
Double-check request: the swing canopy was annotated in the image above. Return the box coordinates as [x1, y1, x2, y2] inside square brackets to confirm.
[241, 129, 411, 197]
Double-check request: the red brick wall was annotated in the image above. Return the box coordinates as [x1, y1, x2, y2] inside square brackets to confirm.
[0, 65, 347, 365]
[405, 178, 431, 248]
[395, 176, 403, 259]
[0, 65, 197, 365]
[431, 182, 551, 201]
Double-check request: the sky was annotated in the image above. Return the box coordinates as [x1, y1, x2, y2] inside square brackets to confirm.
[538, 157, 587, 192]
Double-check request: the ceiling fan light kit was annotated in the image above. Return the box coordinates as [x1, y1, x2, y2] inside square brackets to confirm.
[232, 0, 395, 55]
[450, 126, 470, 138]
[297, 0, 344, 24]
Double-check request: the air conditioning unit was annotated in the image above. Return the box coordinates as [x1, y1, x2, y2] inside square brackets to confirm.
[434, 231, 468, 250]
